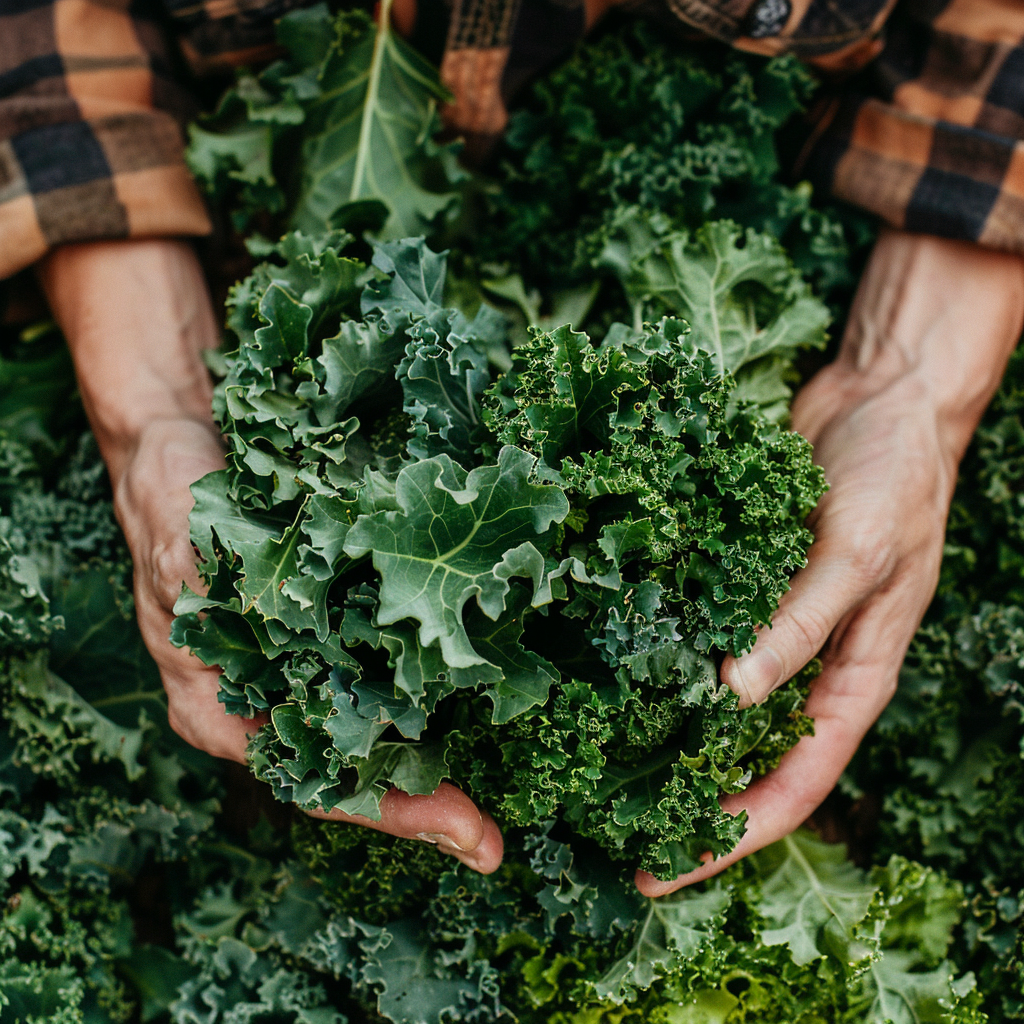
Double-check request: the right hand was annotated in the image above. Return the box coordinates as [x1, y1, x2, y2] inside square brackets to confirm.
[637, 228, 1024, 897]
[39, 237, 503, 873]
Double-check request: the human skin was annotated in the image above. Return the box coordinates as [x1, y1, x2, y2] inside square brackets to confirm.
[637, 227, 1024, 896]
[38, 228, 1024, 890]
[37, 237, 503, 875]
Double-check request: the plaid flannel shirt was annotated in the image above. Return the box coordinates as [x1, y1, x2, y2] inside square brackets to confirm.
[2, 0, 1024, 280]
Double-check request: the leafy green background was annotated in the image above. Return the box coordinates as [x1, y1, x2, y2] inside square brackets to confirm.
[3, 6, 1022, 1024]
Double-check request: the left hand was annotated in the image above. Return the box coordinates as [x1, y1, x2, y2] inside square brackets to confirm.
[637, 228, 1024, 897]
[38, 237, 503, 875]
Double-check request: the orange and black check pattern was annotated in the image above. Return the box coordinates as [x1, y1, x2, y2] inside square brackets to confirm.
[800, 0, 1024, 251]
[0, 0, 212, 277]
[3, 0, 1024, 280]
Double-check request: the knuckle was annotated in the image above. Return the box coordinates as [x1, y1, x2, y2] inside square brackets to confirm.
[785, 603, 835, 655]
[167, 697, 246, 763]
[151, 541, 194, 609]
[845, 525, 897, 584]
[878, 669, 899, 706]
[166, 702, 189, 744]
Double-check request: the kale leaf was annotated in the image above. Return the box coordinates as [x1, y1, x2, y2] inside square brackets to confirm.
[172, 230, 823, 877]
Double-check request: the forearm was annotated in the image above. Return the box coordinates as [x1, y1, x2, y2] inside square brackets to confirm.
[37, 239, 221, 484]
[649, 230, 1024, 895]
[795, 229, 1024, 471]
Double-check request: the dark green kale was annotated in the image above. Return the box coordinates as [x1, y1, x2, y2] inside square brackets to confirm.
[0, 325, 219, 1024]
[0, 364, 980, 1024]
[273, 817, 983, 1024]
[170, 230, 823, 878]
[842, 347, 1024, 1021]
[476, 17, 874, 324]
[1, 289, 992, 1024]
[7, 8, 1009, 1023]
[187, 2, 463, 239]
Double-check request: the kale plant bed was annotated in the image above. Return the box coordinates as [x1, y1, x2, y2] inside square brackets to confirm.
[2, 5, 1021, 1024]
[0, 324, 1008, 1024]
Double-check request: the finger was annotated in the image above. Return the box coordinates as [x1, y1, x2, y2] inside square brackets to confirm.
[139, 593, 264, 762]
[464, 810, 504, 874]
[630, 663, 888, 897]
[720, 530, 883, 707]
[310, 782, 504, 874]
[164, 658, 266, 763]
[147, 487, 216, 612]
[634, 598, 909, 897]
[325, 781, 486, 850]
[151, 534, 208, 610]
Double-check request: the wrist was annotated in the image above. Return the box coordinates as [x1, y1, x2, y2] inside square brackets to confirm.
[795, 229, 1024, 462]
[38, 238, 221, 481]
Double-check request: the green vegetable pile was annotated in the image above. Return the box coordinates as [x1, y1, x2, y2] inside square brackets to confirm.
[2, 313, 1014, 1024]
[476, 17, 871, 319]
[169, 227, 823, 878]
[2, 4, 1022, 1023]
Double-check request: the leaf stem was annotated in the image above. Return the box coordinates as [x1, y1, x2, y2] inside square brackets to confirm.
[707, 248, 725, 372]
[351, 0, 392, 202]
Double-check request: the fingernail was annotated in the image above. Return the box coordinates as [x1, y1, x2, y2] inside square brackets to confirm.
[416, 831, 466, 852]
[733, 647, 785, 706]
[636, 871, 683, 898]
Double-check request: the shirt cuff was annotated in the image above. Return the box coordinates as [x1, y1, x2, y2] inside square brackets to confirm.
[0, 109, 211, 280]
[802, 95, 1024, 254]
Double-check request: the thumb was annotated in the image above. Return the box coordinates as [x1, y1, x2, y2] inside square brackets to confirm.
[721, 540, 871, 707]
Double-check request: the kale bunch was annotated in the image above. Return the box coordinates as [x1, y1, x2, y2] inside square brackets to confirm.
[0, 315, 984, 1024]
[1, 6, 1014, 1019]
[170, 228, 824, 878]
[272, 816, 983, 1024]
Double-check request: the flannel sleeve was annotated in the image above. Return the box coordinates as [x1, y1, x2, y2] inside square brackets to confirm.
[799, 0, 1024, 253]
[0, 0, 212, 280]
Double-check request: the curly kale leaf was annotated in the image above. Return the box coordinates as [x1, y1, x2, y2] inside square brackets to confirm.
[594, 886, 731, 1003]
[487, 317, 825, 655]
[2, 649, 147, 786]
[478, 17, 871, 319]
[171, 938, 346, 1024]
[488, 668, 777, 877]
[176, 235, 821, 864]
[0, 535, 53, 651]
[343, 446, 569, 668]
[599, 215, 830, 420]
[453, 653, 814, 878]
[752, 830, 879, 968]
[603, 217, 829, 372]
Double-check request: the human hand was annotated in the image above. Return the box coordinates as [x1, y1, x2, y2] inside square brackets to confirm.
[637, 228, 1024, 897]
[38, 238, 502, 873]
